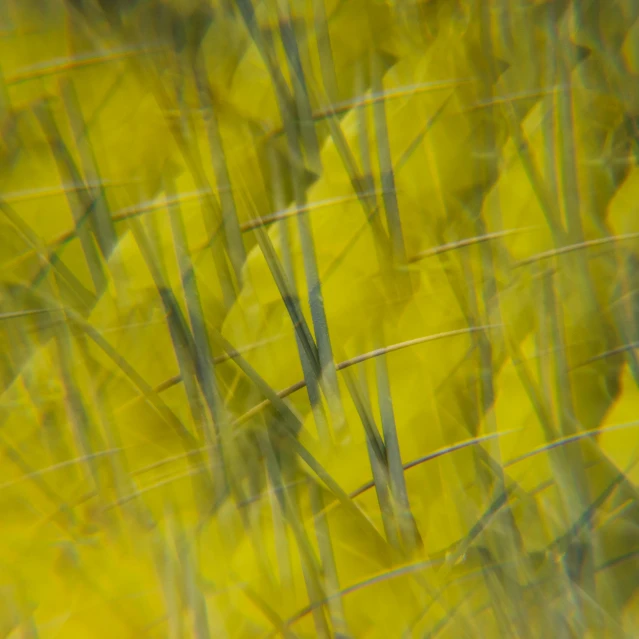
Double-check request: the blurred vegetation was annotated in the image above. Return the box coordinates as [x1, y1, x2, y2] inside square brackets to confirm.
[2, 0, 639, 636]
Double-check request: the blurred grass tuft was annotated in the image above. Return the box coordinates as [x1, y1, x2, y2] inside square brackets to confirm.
[2, 0, 639, 636]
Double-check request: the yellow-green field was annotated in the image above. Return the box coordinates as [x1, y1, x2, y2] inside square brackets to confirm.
[2, 0, 639, 636]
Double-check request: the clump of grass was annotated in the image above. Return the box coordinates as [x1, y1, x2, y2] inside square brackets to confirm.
[2, 0, 639, 636]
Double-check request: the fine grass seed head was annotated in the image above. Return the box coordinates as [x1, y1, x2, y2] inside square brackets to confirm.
[2, 0, 639, 636]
